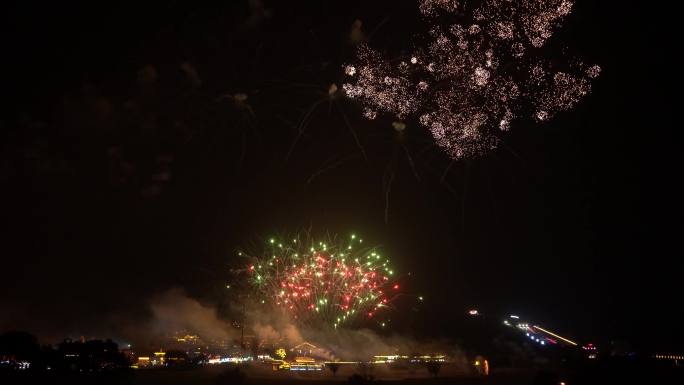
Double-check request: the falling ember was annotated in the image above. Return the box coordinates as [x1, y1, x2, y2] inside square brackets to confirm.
[238, 232, 401, 328]
[343, 0, 600, 159]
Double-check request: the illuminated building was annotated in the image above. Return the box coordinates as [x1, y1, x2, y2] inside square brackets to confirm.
[175, 334, 200, 344]
[207, 356, 252, 364]
[290, 362, 323, 371]
[263, 342, 330, 371]
[408, 354, 446, 363]
[152, 351, 165, 366]
[135, 356, 150, 368]
[294, 356, 315, 363]
[373, 355, 408, 363]
[372, 354, 447, 364]
[290, 342, 328, 361]
[654, 354, 684, 361]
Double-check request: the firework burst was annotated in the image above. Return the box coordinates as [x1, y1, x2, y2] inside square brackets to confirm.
[237, 233, 400, 329]
[343, 0, 600, 159]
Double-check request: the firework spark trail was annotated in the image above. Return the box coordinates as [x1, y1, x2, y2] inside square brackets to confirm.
[343, 0, 600, 159]
[238, 233, 400, 329]
[281, 82, 368, 162]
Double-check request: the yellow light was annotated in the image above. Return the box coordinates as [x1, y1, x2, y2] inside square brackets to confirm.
[532, 326, 577, 346]
[474, 361, 480, 366]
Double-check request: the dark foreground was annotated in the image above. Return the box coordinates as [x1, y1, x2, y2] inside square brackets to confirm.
[2, 361, 684, 385]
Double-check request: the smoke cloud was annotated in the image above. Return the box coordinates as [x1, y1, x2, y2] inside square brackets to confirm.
[245, 303, 468, 365]
[148, 288, 237, 342]
[118, 289, 468, 371]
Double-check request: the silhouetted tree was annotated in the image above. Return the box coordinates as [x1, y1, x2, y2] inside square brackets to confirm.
[0, 331, 41, 371]
[0, 331, 40, 362]
[56, 338, 129, 372]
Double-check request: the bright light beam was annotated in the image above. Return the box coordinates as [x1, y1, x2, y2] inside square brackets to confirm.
[532, 325, 577, 346]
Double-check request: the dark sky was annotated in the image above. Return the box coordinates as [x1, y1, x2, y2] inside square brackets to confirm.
[0, 1, 678, 351]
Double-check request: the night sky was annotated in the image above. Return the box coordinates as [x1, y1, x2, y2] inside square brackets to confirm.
[0, 1, 678, 352]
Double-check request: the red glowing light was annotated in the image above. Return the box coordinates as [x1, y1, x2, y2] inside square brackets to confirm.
[243, 233, 400, 326]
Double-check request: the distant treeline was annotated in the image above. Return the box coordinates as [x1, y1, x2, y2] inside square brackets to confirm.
[1, 331, 130, 373]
